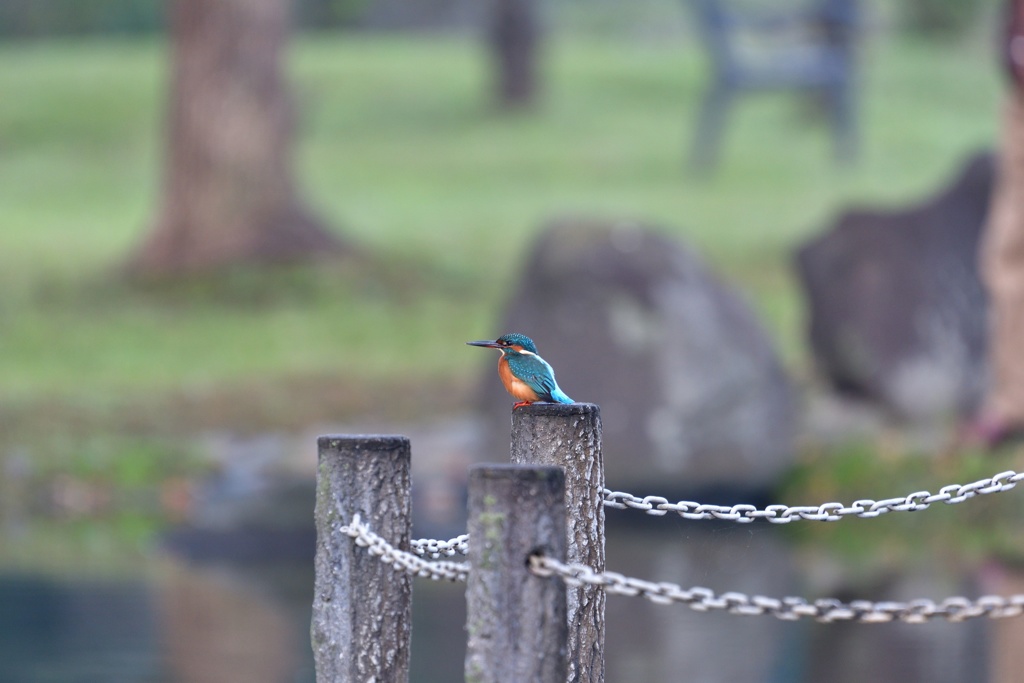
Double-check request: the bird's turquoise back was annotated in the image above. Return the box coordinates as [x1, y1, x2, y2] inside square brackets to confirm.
[505, 351, 573, 404]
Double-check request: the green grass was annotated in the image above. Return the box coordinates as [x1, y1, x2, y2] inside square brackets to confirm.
[0, 30, 1001, 436]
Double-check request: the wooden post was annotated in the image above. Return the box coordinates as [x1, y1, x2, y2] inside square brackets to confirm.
[511, 403, 605, 683]
[311, 435, 412, 683]
[465, 465, 568, 683]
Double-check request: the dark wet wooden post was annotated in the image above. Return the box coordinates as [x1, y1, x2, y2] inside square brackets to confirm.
[511, 403, 605, 683]
[311, 435, 412, 683]
[465, 465, 568, 683]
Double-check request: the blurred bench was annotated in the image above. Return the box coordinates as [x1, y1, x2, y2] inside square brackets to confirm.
[687, 0, 859, 171]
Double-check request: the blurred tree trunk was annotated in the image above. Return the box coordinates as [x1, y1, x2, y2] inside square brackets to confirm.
[128, 0, 346, 277]
[489, 0, 540, 108]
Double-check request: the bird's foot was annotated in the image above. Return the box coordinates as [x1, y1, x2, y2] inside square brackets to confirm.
[512, 401, 532, 409]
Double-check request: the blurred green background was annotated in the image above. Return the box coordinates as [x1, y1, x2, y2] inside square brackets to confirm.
[0, 0, 1012, 569]
[6, 0, 1024, 679]
[1, 4, 1023, 681]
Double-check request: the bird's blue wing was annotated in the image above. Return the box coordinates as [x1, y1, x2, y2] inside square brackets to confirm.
[508, 354, 574, 403]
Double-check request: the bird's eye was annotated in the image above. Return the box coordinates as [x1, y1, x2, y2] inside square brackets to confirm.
[498, 339, 509, 346]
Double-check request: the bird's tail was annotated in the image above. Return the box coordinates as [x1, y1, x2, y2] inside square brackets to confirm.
[550, 387, 574, 404]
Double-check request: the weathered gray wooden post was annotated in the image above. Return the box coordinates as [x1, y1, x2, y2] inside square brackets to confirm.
[311, 435, 412, 683]
[511, 403, 605, 683]
[465, 464, 568, 683]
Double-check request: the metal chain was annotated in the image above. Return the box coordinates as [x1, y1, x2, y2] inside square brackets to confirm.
[344, 517, 1024, 623]
[603, 469, 1024, 523]
[529, 555, 1024, 623]
[342, 514, 468, 582]
[407, 468, 1024, 557]
[411, 534, 470, 558]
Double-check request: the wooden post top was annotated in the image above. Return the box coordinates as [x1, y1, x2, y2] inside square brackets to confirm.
[317, 434, 410, 450]
[511, 402, 600, 417]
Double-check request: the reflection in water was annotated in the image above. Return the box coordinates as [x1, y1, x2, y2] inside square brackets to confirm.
[0, 463, 1015, 682]
[602, 518, 991, 683]
[802, 575, 988, 682]
[157, 477, 317, 683]
[605, 520, 800, 682]
[159, 559, 306, 683]
[0, 575, 162, 682]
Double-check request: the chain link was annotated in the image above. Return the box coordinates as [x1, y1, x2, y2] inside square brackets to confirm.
[602, 469, 1024, 523]
[529, 555, 1024, 623]
[407, 469, 1024, 557]
[411, 534, 470, 558]
[342, 514, 468, 582]
[344, 517, 1024, 623]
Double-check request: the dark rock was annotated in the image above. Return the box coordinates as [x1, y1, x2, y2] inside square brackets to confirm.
[794, 152, 992, 420]
[476, 218, 797, 494]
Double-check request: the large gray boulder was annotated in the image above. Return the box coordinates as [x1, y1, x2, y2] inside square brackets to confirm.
[794, 152, 992, 421]
[475, 218, 797, 494]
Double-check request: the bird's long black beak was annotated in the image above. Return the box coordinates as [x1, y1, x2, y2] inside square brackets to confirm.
[466, 339, 501, 348]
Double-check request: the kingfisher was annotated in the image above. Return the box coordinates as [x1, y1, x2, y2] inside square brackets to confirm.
[467, 333, 574, 408]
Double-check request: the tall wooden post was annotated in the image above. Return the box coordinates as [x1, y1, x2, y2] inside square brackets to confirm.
[511, 403, 605, 683]
[311, 435, 412, 683]
[465, 465, 568, 683]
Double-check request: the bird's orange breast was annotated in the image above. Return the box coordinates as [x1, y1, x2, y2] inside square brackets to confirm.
[498, 356, 541, 402]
